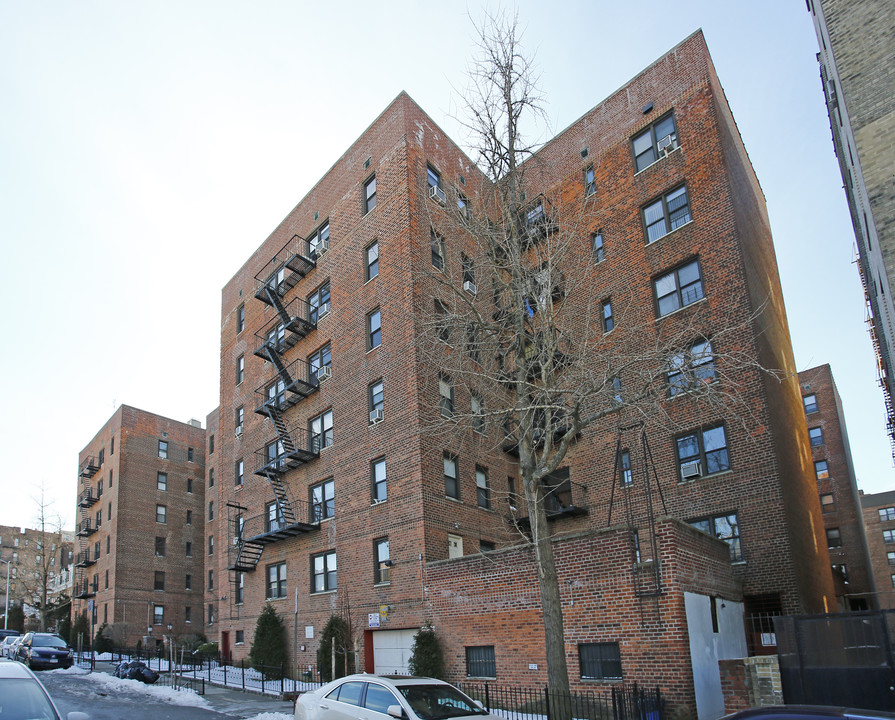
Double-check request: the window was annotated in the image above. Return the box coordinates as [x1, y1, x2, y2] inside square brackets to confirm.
[888, 552, 895, 565]
[601, 299, 614, 332]
[668, 340, 715, 395]
[153, 606, 164, 625]
[309, 345, 332, 383]
[471, 395, 486, 435]
[235, 406, 244, 436]
[208, 570, 214, 590]
[185, 606, 192, 623]
[208, 535, 214, 555]
[879, 507, 895, 522]
[99, 448, 105, 466]
[444, 453, 459, 499]
[431, 229, 445, 270]
[235, 573, 244, 605]
[156, 505, 167, 524]
[155, 537, 166, 557]
[821, 493, 835, 513]
[186, 509, 193, 525]
[611, 376, 623, 406]
[592, 233, 605, 263]
[676, 425, 729, 479]
[266, 501, 285, 533]
[372, 458, 387, 503]
[188, 447, 194, 462]
[654, 259, 704, 317]
[427, 165, 445, 203]
[461, 253, 475, 290]
[620, 450, 632, 486]
[827, 528, 843, 548]
[312, 551, 337, 593]
[364, 175, 377, 214]
[208, 469, 214, 486]
[434, 299, 451, 343]
[154, 572, 165, 591]
[157, 472, 167, 491]
[187, 477, 193, 493]
[185, 574, 192, 590]
[579, 642, 623, 680]
[584, 165, 596, 196]
[185, 541, 192, 557]
[369, 380, 384, 422]
[632, 112, 678, 172]
[208, 604, 215, 625]
[457, 192, 469, 218]
[309, 282, 331, 323]
[235, 459, 244, 486]
[311, 479, 335, 522]
[466, 646, 496, 678]
[236, 355, 245, 385]
[643, 186, 691, 243]
[884, 530, 895, 544]
[310, 410, 334, 451]
[309, 221, 330, 258]
[235, 629, 244, 644]
[367, 308, 382, 349]
[480, 540, 495, 553]
[476, 467, 491, 509]
[374, 538, 390, 584]
[208, 501, 215, 521]
[266, 562, 286, 599]
[236, 304, 245, 333]
[209, 435, 214, 454]
[158, 441, 168, 459]
[803, 394, 818, 414]
[809, 427, 824, 446]
[365, 241, 379, 281]
[439, 375, 455, 417]
[690, 513, 742, 562]
[111, 436, 115, 455]
[815, 460, 829, 480]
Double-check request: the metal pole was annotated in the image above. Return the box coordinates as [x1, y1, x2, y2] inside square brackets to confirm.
[2, 559, 10, 629]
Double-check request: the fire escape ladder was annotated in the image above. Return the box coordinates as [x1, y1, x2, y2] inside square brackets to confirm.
[263, 470, 296, 526]
[264, 405, 296, 454]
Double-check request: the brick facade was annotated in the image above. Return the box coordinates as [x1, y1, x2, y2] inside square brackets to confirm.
[205, 30, 835, 714]
[73, 405, 206, 646]
[860, 490, 895, 609]
[798, 364, 875, 609]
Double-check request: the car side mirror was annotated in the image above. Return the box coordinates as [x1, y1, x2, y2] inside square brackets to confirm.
[474, 702, 485, 711]
[387, 705, 406, 719]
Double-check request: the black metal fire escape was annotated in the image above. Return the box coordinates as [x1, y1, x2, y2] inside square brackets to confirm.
[74, 456, 100, 600]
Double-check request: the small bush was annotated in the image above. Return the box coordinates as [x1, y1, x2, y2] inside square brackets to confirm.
[317, 615, 354, 682]
[249, 605, 287, 678]
[408, 625, 445, 679]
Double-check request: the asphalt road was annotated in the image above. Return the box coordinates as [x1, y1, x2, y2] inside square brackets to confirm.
[39, 669, 296, 720]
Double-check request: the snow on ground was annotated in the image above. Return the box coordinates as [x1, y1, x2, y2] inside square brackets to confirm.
[241, 714, 293, 720]
[78, 671, 211, 708]
[46, 665, 91, 675]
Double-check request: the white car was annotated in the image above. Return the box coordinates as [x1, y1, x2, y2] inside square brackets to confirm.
[296, 675, 499, 720]
[0, 635, 21, 658]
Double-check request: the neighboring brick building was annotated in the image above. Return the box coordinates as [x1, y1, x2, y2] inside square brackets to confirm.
[798, 364, 875, 609]
[0, 525, 73, 629]
[861, 490, 895, 609]
[807, 0, 895, 451]
[206, 30, 835, 717]
[73, 406, 207, 647]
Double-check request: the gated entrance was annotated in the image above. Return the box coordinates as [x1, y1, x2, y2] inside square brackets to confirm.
[774, 610, 895, 710]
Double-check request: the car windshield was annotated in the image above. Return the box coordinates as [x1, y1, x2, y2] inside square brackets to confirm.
[0, 678, 58, 719]
[398, 685, 488, 720]
[33, 636, 67, 648]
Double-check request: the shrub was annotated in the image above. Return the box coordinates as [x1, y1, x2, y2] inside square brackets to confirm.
[94, 623, 114, 654]
[249, 604, 287, 678]
[408, 625, 445, 679]
[317, 615, 354, 682]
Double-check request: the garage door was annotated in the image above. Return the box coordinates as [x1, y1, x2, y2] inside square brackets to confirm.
[372, 629, 418, 675]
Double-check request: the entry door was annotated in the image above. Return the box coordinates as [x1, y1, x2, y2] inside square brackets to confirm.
[372, 629, 417, 675]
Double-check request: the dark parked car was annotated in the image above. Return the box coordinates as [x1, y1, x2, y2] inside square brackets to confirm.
[0, 628, 21, 641]
[0, 659, 89, 719]
[722, 708, 895, 720]
[14, 632, 74, 670]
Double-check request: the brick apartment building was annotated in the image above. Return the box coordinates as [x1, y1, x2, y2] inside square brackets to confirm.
[205, 31, 835, 716]
[73, 405, 206, 647]
[0, 525, 73, 628]
[807, 0, 895, 448]
[861, 490, 895, 610]
[798, 364, 875, 609]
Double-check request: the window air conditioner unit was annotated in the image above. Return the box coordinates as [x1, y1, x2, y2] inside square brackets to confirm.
[370, 408, 384, 424]
[657, 134, 677, 156]
[317, 238, 329, 255]
[318, 301, 331, 318]
[429, 185, 446, 205]
[463, 280, 478, 296]
[317, 365, 332, 381]
[680, 460, 701, 479]
[235, 426, 243, 439]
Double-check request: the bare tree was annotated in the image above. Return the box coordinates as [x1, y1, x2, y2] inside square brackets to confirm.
[417, 12, 777, 697]
[20, 486, 67, 632]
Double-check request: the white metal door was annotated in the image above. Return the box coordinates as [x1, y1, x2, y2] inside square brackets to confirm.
[372, 629, 418, 675]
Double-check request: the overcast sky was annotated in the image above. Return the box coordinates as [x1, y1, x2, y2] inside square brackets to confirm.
[1, 0, 891, 531]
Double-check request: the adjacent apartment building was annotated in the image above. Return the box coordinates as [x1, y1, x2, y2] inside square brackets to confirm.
[799, 364, 875, 609]
[807, 0, 895, 450]
[205, 30, 835, 716]
[861, 490, 895, 610]
[74, 405, 207, 647]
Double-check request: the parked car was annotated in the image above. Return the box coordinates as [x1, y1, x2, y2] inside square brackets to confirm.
[722, 708, 895, 720]
[295, 674, 500, 720]
[13, 632, 74, 670]
[0, 633, 21, 658]
[0, 659, 89, 719]
[0, 629, 21, 641]
[6, 635, 25, 660]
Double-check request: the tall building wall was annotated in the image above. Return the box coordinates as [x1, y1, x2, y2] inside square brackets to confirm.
[861, 490, 895, 609]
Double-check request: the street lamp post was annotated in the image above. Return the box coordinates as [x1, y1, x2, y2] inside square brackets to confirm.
[1, 559, 11, 630]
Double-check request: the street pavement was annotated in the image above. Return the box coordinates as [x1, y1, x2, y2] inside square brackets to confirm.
[40, 662, 297, 719]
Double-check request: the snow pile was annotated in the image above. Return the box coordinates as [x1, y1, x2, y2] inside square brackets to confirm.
[80, 671, 210, 708]
[47, 665, 90, 675]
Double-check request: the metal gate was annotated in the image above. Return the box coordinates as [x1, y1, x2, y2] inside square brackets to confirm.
[774, 610, 895, 710]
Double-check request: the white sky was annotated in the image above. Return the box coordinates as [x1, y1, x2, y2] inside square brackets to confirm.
[1, 0, 892, 530]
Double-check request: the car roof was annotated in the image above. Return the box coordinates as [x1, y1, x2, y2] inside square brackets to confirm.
[335, 674, 450, 687]
[0, 659, 38, 679]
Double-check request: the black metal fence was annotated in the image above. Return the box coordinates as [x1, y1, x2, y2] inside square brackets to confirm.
[459, 682, 665, 720]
